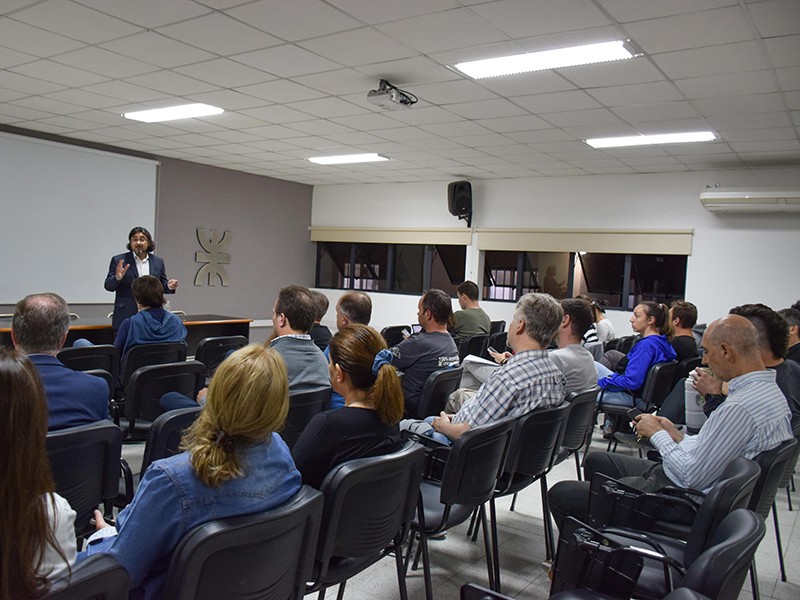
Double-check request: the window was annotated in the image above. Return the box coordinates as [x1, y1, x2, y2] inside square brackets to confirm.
[484, 251, 572, 301]
[316, 242, 466, 295]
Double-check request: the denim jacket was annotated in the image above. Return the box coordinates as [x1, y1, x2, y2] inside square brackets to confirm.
[81, 433, 301, 599]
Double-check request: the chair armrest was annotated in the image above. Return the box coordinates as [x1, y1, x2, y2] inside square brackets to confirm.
[118, 459, 134, 508]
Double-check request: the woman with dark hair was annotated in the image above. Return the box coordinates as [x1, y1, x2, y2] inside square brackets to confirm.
[591, 300, 616, 342]
[104, 226, 178, 330]
[82, 345, 301, 599]
[292, 324, 404, 489]
[595, 301, 677, 409]
[0, 349, 76, 599]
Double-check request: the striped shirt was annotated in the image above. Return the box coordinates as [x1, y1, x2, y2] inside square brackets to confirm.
[651, 369, 792, 492]
[453, 349, 566, 428]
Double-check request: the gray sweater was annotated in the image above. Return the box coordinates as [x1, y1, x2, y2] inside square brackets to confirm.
[270, 335, 331, 392]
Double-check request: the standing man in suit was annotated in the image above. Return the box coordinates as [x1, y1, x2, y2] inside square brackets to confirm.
[12, 293, 110, 430]
[104, 227, 178, 330]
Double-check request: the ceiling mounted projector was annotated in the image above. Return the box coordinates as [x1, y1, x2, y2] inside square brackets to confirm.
[367, 79, 418, 110]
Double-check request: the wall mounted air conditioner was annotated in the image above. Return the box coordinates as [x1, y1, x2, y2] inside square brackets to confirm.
[699, 188, 800, 213]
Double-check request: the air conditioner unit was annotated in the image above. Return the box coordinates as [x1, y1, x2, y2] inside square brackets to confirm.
[699, 188, 800, 213]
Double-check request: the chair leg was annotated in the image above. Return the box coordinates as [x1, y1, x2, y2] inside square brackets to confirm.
[772, 501, 787, 582]
[317, 587, 326, 600]
[394, 534, 410, 600]
[787, 484, 793, 511]
[336, 582, 347, 600]
[467, 507, 479, 538]
[418, 530, 433, 600]
[509, 492, 518, 512]
[574, 452, 582, 481]
[750, 559, 761, 600]
[470, 508, 481, 542]
[481, 503, 497, 592]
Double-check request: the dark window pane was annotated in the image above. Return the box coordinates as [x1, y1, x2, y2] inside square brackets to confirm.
[576, 253, 626, 307]
[431, 245, 466, 296]
[393, 244, 425, 294]
[483, 250, 518, 301]
[630, 254, 688, 306]
[353, 243, 388, 291]
[317, 242, 350, 289]
[528, 252, 570, 299]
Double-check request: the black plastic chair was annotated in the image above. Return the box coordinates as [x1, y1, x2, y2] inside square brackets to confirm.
[119, 341, 188, 393]
[306, 442, 427, 600]
[123, 360, 205, 438]
[162, 485, 323, 600]
[485, 331, 508, 359]
[550, 588, 711, 600]
[461, 582, 513, 600]
[599, 360, 679, 452]
[551, 509, 765, 600]
[414, 366, 463, 419]
[553, 388, 601, 480]
[281, 387, 332, 449]
[194, 335, 248, 377]
[489, 320, 506, 335]
[57, 344, 120, 388]
[676, 356, 702, 383]
[747, 437, 798, 596]
[407, 418, 515, 599]
[118, 406, 203, 507]
[459, 333, 489, 362]
[381, 325, 411, 348]
[46, 421, 122, 535]
[41, 555, 129, 600]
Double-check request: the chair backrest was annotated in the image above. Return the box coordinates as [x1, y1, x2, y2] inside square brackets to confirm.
[163, 486, 323, 600]
[124, 360, 206, 434]
[57, 345, 120, 386]
[461, 582, 513, 600]
[415, 366, 463, 419]
[459, 334, 489, 362]
[748, 437, 799, 517]
[281, 387, 332, 449]
[41, 555, 129, 600]
[141, 406, 203, 475]
[315, 442, 426, 567]
[676, 356, 702, 384]
[119, 341, 188, 389]
[605, 335, 638, 354]
[489, 320, 506, 335]
[679, 509, 766, 600]
[194, 335, 248, 376]
[777, 434, 800, 490]
[380, 325, 411, 348]
[639, 360, 679, 409]
[683, 456, 761, 565]
[46, 421, 122, 529]
[485, 331, 508, 359]
[85, 369, 114, 401]
[560, 388, 601, 453]
[439, 418, 515, 507]
[500, 403, 571, 489]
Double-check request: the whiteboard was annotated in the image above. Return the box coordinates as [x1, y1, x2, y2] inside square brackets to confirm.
[0, 132, 159, 304]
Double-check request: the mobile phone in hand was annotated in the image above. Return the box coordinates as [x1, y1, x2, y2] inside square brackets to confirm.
[487, 346, 498, 354]
[626, 407, 643, 420]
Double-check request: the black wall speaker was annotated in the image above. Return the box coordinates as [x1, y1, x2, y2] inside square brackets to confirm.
[448, 180, 472, 218]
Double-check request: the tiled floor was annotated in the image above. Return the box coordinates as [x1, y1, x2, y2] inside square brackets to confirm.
[121, 430, 800, 599]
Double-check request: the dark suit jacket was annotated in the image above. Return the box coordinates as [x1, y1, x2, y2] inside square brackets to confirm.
[30, 354, 110, 431]
[104, 251, 174, 329]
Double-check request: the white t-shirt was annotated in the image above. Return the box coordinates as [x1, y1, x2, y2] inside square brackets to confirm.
[596, 318, 616, 342]
[39, 493, 77, 582]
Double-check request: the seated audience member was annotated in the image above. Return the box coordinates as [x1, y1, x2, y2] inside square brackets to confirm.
[551, 298, 602, 394]
[292, 324, 403, 489]
[694, 304, 800, 435]
[778, 307, 800, 363]
[450, 280, 491, 347]
[82, 345, 301, 598]
[12, 293, 109, 430]
[325, 291, 373, 410]
[112, 275, 187, 358]
[402, 293, 566, 445]
[390, 289, 459, 417]
[590, 299, 615, 342]
[309, 290, 333, 351]
[669, 300, 700, 361]
[548, 315, 793, 530]
[0, 349, 77, 597]
[595, 302, 677, 411]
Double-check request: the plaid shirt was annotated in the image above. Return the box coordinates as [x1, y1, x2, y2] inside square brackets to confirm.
[453, 349, 565, 428]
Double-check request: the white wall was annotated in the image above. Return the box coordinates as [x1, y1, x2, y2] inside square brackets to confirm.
[312, 168, 800, 327]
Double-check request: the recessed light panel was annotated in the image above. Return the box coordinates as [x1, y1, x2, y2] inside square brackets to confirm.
[585, 132, 717, 149]
[308, 154, 389, 165]
[123, 103, 224, 123]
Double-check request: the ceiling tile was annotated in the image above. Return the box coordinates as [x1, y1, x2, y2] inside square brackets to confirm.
[652, 41, 767, 79]
[674, 70, 778, 99]
[411, 80, 498, 105]
[42, 88, 123, 109]
[185, 89, 271, 110]
[475, 114, 553, 132]
[294, 69, 376, 96]
[232, 44, 342, 77]
[101, 32, 217, 68]
[612, 101, 700, 122]
[287, 97, 368, 118]
[512, 90, 601, 114]
[228, 0, 362, 41]
[0, 18, 85, 57]
[762, 35, 800, 68]
[235, 80, 324, 103]
[12, 1, 141, 43]
[447, 98, 528, 119]
[73, 0, 212, 28]
[600, 0, 738, 22]
[558, 56, 663, 88]
[540, 108, 623, 127]
[693, 93, 786, 116]
[158, 13, 282, 55]
[587, 81, 683, 106]
[776, 67, 800, 91]
[477, 71, 578, 98]
[0, 46, 35, 69]
[240, 104, 315, 123]
[747, 0, 800, 37]
[175, 58, 275, 88]
[469, 0, 612, 38]
[124, 70, 220, 96]
[10, 59, 108, 87]
[299, 27, 418, 66]
[325, 0, 458, 25]
[376, 9, 507, 54]
[80, 80, 169, 103]
[53, 46, 158, 78]
[707, 111, 792, 130]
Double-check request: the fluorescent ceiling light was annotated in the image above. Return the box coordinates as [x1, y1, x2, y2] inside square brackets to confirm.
[585, 131, 717, 149]
[454, 40, 640, 79]
[123, 103, 224, 123]
[308, 153, 389, 165]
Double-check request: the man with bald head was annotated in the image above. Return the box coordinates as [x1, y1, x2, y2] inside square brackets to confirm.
[549, 314, 792, 529]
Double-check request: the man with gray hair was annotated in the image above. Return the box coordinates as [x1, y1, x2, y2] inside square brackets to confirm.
[402, 293, 566, 445]
[12, 293, 109, 430]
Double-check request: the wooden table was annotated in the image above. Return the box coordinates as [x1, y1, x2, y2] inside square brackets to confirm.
[0, 314, 252, 355]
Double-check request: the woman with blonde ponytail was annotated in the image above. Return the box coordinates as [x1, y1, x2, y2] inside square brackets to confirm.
[596, 301, 677, 414]
[292, 324, 404, 489]
[82, 345, 301, 599]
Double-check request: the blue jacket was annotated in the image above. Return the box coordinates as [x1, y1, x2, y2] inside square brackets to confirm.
[114, 307, 187, 358]
[598, 334, 676, 394]
[29, 354, 110, 431]
[104, 252, 174, 329]
[81, 434, 301, 600]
